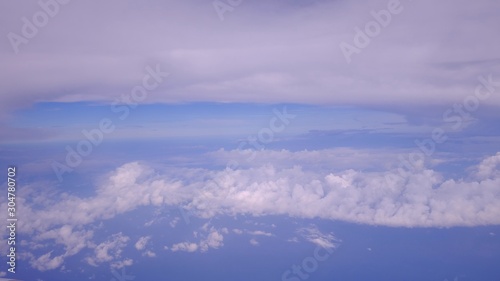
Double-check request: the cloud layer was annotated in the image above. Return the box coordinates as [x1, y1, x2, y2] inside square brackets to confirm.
[1, 0, 500, 120]
[1, 149, 499, 270]
[3, 150, 499, 232]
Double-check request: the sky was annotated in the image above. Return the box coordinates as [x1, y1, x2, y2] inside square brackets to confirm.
[0, 0, 500, 280]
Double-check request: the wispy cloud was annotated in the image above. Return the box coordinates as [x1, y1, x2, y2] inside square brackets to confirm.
[297, 225, 340, 250]
[85, 233, 130, 269]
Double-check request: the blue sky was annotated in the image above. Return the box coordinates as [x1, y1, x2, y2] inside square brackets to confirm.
[1, 0, 500, 280]
[6, 101, 426, 142]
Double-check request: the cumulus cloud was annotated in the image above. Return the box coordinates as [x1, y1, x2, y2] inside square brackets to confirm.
[0, 151, 500, 270]
[31, 251, 65, 271]
[171, 224, 225, 253]
[111, 258, 134, 269]
[2, 149, 500, 270]
[24, 225, 94, 271]
[86, 233, 130, 267]
[297, 225, 340, 250]
[134, 237, 156, 257]
[143, 250, 156, 258]
[474, 152, 500, 180]
[35, 225, 93, 257]
[249, 239, 259, 246]
[199, 228, 224, 252]
[2, 0, 498, 275]
[5, 162, 188, 235]
[180, 151, 500, 227]
[3, 151, 500, 237]
[171, 242, 199, 253]
[135, 236, 151, 251]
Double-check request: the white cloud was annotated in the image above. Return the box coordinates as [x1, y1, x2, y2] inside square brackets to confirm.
[181, 151, 500, 227]
[232, 229, 243, 234]
[143, 250, 156, 258]
[144, 219, 155, 227]
[297, 225, 340, 250]
[86, 233, 130, 267]
[4, 150, 500, 271]
[231, 228, 274, 237]
[24, 225, 94, 271]
[5, 151, 500, 233]
[169, 217, 180, 228]
[249, 239, 259, 246]
[171, 224, 225, 253]
[31, 251, 64, 271]
[0, 0, 499, 133]
[2, 161, 189, 241]
[475, 152, 500, 180]
[35, 225, 93, 256]
[199, 229, 224, 252]
[135, 236, 151, 251]
[171, 242, 198, 253]
[247, 230, 273, 237]
[111, 258, 133, 269]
